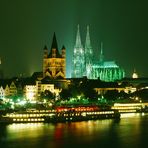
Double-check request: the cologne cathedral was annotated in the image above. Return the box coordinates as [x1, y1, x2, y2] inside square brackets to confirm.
[71, 25, 125, 82]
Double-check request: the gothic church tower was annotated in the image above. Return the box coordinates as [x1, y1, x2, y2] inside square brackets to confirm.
[72, 25, 85, 78]
[84, 26, 93, 79]
[43, 33, 66, 79]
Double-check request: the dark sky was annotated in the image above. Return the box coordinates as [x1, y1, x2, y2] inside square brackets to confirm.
[0, 0, 148, 78]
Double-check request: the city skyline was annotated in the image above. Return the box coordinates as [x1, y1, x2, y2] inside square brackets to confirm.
[0, 0, 147, 78]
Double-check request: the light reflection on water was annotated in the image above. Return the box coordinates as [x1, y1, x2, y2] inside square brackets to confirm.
[120, 112, 144, 118]
[1, 113, 148, 148]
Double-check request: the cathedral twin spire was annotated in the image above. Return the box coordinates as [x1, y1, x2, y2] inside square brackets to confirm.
[85, 26, 92, 51]
[72, 25, 125, 81]
[99, 42, 104, 63]
[85, 26, 93, 78]
[72, 25, 93, 78]
[72, 25, 85, 78]
[75, 25, 82, 49]
[72, 25, 105, 79]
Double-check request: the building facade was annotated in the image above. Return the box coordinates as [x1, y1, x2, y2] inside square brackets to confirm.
[71, 25, 85, 78]
[43, 33, 66, 79]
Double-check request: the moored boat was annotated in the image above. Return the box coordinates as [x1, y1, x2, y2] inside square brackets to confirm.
[0, 106, 120, 124]
[0, 109, 55, 124]
[44, 110, 120, 123]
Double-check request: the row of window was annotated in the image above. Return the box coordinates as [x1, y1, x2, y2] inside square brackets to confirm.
[13, 118, 44, 122]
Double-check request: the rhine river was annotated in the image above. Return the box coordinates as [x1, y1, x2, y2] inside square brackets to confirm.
[0, 113, 148, 148]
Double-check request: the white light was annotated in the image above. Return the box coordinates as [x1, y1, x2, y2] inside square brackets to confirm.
[18, 100, 27, 105]
[30, 101, 37, 104]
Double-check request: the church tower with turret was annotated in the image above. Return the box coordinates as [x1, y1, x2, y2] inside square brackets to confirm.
[43, 33, 66, 79]
[71, 25, 85, 78]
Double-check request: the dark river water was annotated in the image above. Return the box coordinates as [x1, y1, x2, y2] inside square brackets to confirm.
[0, 113, 148, 148]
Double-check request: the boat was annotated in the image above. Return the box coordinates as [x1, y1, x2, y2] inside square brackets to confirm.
[44, 110, 120, 123]
[0, 109, 55, 124]
[0, 106, 120, 124]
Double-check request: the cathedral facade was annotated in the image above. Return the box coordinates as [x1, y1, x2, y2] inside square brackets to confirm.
[43, 33, 66, 79]
[71, 25, 125, 82]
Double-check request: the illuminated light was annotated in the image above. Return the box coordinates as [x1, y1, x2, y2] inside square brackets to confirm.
[81, 112, 86, 116]
[30, 101, 37, 104]
[18, 100, 27, 105]
[121, 113, 138, 118]
[80, 48, 83, 54]
[25, 85, 37, 101]
[132, 71, 138, 78]
[114, 103, 142, 107]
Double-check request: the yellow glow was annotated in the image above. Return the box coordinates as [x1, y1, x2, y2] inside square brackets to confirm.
[114, 103, 142, 107]
[121, 113, 140, 118]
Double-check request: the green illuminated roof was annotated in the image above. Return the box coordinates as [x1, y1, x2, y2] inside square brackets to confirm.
[93, 61, 119, 68]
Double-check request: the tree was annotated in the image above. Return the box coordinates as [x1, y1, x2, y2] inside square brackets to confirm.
[118, 90, 129, 99]
[83, 88, 98, 100]
[104, 90, 119, 101]
[134, 89, 148, 101]
[41, 90, 55, 100]
[68, 83, 82, 98]
[59, 89, 72, 100]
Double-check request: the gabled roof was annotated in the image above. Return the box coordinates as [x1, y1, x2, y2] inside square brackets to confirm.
[55, 71, 64, 77]
[31, 72, 43, 80]
[56, 75, 64, 80]
[41, 76, 53, 84]
[20, 77, 36, 86]
[0, 79, 13, 88]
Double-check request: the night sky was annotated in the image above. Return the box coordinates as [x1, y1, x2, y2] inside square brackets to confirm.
[0, 0, 148, 78]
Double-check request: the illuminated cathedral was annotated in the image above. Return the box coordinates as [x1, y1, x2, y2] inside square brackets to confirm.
[72, 25, 125, 82]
